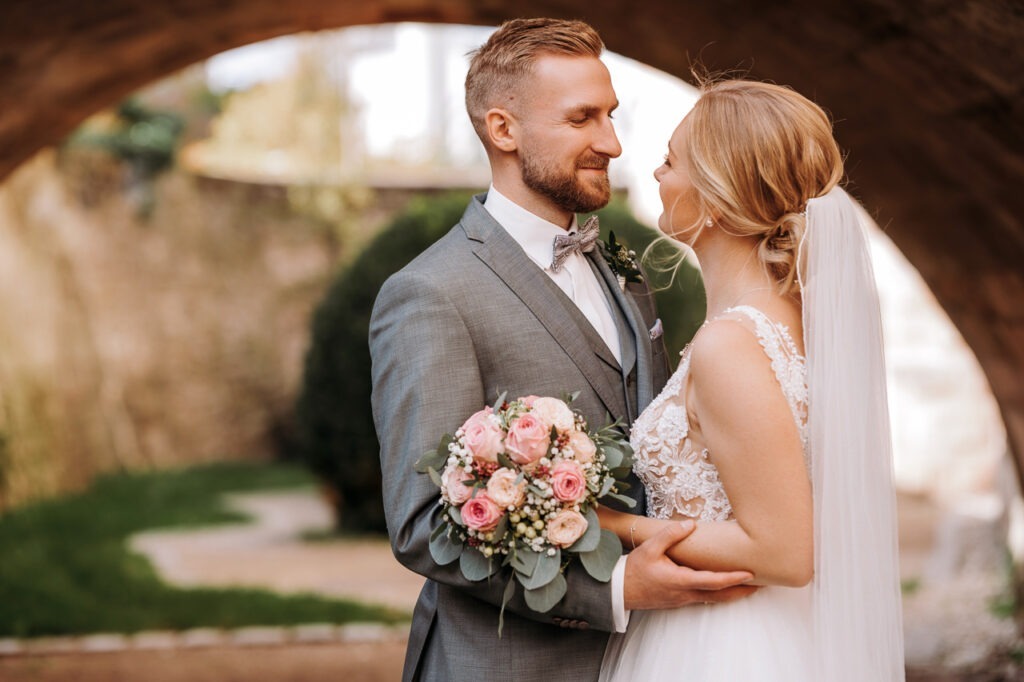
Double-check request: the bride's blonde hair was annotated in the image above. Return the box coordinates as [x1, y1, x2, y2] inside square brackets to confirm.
[684, 79, 844, 295]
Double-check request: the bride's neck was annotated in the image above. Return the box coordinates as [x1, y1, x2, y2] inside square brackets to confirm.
[693, 233, 774, 317]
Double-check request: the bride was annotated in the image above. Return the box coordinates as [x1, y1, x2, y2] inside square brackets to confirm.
[597, 79, 905, 680]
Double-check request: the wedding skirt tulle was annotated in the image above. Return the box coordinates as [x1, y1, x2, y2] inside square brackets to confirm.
[599, 585, 814, 681]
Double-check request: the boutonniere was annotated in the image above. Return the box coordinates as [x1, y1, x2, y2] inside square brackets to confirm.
[599, 231, 644, 289]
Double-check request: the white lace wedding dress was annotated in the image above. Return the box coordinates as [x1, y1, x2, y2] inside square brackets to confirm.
[600, 305, 814, 681]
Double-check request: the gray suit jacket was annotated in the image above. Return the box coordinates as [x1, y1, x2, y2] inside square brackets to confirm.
[370, 195, 671, 682]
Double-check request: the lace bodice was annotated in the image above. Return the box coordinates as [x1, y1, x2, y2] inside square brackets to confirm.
[631, 306, 808, 521]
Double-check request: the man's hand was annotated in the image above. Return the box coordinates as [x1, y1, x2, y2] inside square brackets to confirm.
[623, 520, 757, 611]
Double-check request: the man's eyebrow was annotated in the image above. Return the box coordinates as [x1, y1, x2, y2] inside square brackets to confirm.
[565, 101, 620, 117]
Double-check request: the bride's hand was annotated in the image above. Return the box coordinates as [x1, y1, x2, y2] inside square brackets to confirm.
[623, 522, 758, 610]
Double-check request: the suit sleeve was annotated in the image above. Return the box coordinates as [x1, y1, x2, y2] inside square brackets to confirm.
[370, 269, 617, 630]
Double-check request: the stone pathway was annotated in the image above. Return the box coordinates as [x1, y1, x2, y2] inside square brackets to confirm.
[129, 489, 424, 612]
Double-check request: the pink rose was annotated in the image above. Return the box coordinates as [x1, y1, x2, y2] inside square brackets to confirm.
[441, 463, 474, 505]
[505, 413, 551, 466]
[546, 509, 589, 547]
[530, 397, 575, 434]
[461, 408, 504, 464]
[568, 430, 597, 463]
[519, 395, 540, 408]
[486, 467, 526, 509]
[550, 460, 588, 503]
[461, 492, 503, 532]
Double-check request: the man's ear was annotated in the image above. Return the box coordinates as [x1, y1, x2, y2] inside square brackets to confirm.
[485, 108, 518, 152]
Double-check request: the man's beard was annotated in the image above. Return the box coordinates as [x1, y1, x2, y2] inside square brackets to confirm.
[520, 151, 612, 214]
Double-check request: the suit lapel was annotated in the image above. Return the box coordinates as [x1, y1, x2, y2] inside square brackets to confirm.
[586, 249, 656, 412]
[585, 257, 636, 375]
[460, 197, 628, 420]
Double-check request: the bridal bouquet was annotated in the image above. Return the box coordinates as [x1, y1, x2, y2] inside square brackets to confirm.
[415, 392, 635, 629]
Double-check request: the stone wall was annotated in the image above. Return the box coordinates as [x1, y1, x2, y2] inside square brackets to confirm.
[0, 152, 339, 508]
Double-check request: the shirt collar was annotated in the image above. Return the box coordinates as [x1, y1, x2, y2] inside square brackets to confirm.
[483, 184, 579, 269]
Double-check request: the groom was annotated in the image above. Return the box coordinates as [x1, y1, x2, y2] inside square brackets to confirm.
[370, 18, 754, 682]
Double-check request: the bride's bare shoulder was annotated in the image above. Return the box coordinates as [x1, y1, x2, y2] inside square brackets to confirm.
[688, 318, 762, 369]
[687, 317, 779, 393]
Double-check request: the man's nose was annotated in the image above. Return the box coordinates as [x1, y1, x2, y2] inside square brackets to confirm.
[594, 117, 622, 159]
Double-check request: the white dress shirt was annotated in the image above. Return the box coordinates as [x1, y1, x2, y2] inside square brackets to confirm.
[483, 185, 631, 632]
[483, 186, 622, 365]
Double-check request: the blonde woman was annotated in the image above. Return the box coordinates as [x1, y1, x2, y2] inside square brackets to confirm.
[598, 80, 905, 681]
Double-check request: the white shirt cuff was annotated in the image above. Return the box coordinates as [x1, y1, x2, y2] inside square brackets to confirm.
[611, 554, 631, 633]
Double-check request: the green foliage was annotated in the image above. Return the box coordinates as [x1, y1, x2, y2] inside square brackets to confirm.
[296, 193, 706, 532]
[989, 549, 1021, 620]
[591, 201, 706, 358]
[900, 577, 922, 595]
[0, 430, 9, 503]
[69, 98, 185, 180]
[0, 462, 405, 637]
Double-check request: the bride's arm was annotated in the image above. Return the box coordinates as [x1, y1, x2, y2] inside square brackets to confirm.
[602, 322, 814, 588]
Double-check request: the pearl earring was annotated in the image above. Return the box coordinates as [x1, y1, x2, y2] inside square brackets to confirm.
[704, 217, 714, 227]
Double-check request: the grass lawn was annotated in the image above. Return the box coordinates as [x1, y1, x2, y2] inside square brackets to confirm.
[0, 462, 406, 637]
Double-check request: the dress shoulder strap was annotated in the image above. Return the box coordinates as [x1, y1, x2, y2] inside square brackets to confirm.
[721, 305, 809, 440]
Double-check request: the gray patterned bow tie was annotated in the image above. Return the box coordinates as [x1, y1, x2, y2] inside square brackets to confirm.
[549, 215, 600, 273]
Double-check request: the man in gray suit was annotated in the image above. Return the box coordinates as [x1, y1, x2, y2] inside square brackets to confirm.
[370, 18, 754, 681]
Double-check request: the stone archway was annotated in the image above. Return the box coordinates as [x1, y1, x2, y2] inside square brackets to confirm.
[2, 0, 1022, 483]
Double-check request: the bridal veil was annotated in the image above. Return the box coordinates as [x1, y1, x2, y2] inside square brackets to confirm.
[801, 187, 905, 680]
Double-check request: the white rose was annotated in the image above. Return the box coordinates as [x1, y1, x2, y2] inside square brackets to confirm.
[546, 509, 589, 548]
[441, 463, 474, 505]
[530, 397, 575, 435]
[486, 467, 526, 508]
[567, 430, 597, 463]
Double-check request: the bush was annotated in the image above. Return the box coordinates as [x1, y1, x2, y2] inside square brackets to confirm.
[592, 201, 706, 358]
[68, 98, 185, 180]
[296, 193, 705, 533]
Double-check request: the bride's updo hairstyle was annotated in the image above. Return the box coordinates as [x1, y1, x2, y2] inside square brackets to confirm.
[685, 80, 844, 295]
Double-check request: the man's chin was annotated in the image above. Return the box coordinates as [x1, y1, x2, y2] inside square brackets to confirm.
[579, 180, 612, 211]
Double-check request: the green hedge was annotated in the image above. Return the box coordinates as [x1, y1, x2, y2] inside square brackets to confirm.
[296, 193, 705, 532]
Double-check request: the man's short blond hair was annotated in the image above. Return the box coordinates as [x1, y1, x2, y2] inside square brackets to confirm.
[465, 18, 604, 148]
